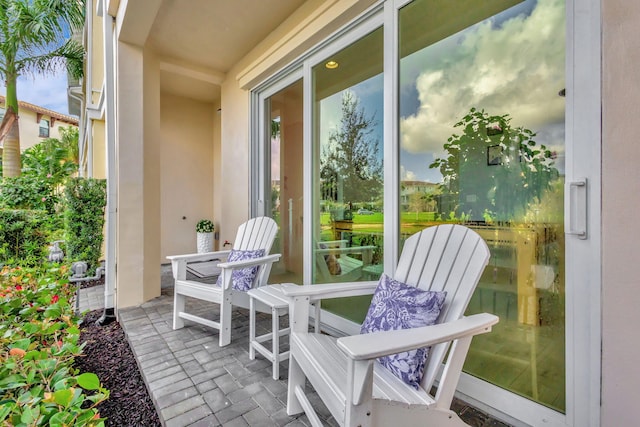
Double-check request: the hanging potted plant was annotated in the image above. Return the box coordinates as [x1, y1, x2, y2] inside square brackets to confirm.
[196, 219, 215, 253]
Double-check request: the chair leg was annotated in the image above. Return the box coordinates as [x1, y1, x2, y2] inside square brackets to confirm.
[219, 293, 232, 347]
[249, 297, 256, 360]
[173, 290, 185, 330]
[287, 354, 305, 415]
[314, 301, 321, 332]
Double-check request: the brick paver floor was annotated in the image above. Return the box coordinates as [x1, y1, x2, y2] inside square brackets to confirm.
[80, 283, 513, 427]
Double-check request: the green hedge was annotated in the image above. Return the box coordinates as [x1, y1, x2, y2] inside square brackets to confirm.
[63, 179, 107, 271]
[0, 210, 48, 267]
[0, 265, 108, 426]
[0, 176, 57, 214]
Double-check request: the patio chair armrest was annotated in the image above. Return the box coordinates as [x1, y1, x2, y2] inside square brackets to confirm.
[167, 250, 231, 263]
[216, 253, 282, 290]
[281, 281, 378, 300]
[217, 253, 282, 270]
[337, 313, 499, 361]
[167, 250, 231, 280]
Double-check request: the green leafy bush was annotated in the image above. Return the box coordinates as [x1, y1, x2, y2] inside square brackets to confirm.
[21, 133, 78, 188]
[63, 179, 107, 272]
[0, 265, 108, 426]
[0, 176, 56, 214]
[0, 210, 48, 267]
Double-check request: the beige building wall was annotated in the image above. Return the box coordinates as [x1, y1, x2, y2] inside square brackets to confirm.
[91, 121, 106, 179]
[115, 42, 161, 308]
[3, 106, 78, 152]
[601, 1, 640, 425]
[24, 119, 75, 147]
[212, 102, 222, 250]
[160, 93, 215, 261]
[90, 1, 104, 104]
[218, 80, 250, 245]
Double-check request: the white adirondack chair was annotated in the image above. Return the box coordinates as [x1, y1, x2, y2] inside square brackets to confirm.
[283, 224, 499, 427]
[167, 216, 281, 347]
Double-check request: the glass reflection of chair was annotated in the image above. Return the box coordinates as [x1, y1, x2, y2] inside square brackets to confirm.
[315, 239, 377, 283]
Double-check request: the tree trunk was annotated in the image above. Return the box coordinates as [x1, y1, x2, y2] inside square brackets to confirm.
[2, 72, 21, 177]
[2, 111, 21, 177]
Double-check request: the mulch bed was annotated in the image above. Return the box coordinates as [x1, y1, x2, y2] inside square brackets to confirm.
[74, 308, 161, 426]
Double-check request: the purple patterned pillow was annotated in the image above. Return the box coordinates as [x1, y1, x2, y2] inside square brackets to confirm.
[360, 273, 447, 389]
[215, 249, 266, 291]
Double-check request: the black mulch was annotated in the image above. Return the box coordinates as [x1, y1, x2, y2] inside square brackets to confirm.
[74, 309, 161, 427]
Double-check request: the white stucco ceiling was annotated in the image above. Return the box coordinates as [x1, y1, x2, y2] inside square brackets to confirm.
[147, 0, 307, 103]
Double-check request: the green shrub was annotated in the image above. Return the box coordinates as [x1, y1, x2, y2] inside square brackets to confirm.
[63, 179, 107, 271]
[0, 176, 57, 214]
[0, 265, 108, 426]
[0, 210, 48, 267]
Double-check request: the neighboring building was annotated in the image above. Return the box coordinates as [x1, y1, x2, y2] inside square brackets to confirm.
[400, 180, 438, 211]
[80, 1, 638, 426]
[0, 95, 79, 154]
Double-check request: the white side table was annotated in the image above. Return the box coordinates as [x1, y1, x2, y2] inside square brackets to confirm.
[248, 284, 292, 380]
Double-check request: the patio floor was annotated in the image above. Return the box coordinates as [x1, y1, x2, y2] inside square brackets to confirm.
[79, 278, 514, 427]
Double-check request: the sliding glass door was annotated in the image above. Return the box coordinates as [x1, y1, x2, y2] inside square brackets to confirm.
[398, 0, 566, 411]
[253, 0, 601, 423]
[260, 79, 304, 284]
[310, 27, 385, 322]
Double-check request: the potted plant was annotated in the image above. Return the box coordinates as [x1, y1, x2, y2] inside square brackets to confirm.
[196, 219, 215, 253]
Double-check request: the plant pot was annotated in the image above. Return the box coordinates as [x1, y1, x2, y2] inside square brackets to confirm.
[197, 232, 214, 253]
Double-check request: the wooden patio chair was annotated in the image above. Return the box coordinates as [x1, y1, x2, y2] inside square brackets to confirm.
[283, 224, 499, 426]
[167, 216, 281, 347]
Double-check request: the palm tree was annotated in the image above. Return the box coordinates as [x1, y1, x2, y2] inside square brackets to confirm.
[0, 0, 84, 177]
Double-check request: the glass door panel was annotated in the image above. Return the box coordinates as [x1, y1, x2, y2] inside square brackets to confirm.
[398, 0, 566, 411]
[265, 80, 304, 285]
[312, 27, 384, 323]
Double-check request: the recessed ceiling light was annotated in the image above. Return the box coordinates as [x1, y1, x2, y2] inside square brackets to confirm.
[325, 60, 339, 69]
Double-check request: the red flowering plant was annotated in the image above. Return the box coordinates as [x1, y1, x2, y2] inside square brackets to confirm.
[0, 264, 109, 426]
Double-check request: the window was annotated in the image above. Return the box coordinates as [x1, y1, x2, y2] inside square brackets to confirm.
[39, 119, 50, 138]
[311, 27, 384, 323]
[398, 0, 566, 412]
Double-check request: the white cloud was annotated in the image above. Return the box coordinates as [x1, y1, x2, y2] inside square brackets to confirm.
[400, 0, 565, 155]
[0, 72, 70, 115]
[400, 165, 417, 181]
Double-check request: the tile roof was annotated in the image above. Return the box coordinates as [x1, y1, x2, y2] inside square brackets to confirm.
[0, 95, 79, 125]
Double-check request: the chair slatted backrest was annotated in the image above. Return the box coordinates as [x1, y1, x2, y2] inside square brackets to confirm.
[393, 224, 490, 392]
[234, 216, 278, 252]
[232, 216, 279, 288]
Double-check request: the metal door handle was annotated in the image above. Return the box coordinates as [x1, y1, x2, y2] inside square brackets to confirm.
[565, 178, 588, 239]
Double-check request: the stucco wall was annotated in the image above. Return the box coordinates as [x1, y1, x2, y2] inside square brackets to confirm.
[91, 0, 105, 103]
[160, 93, 215, 261]
[115, 42, 161, 308]
[91, 121, 106, 179]
[212, 103, 222, 249]
[11, 108, 77, 152]
[601, 1, 640, 425]
[218, 79, 251, 244]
